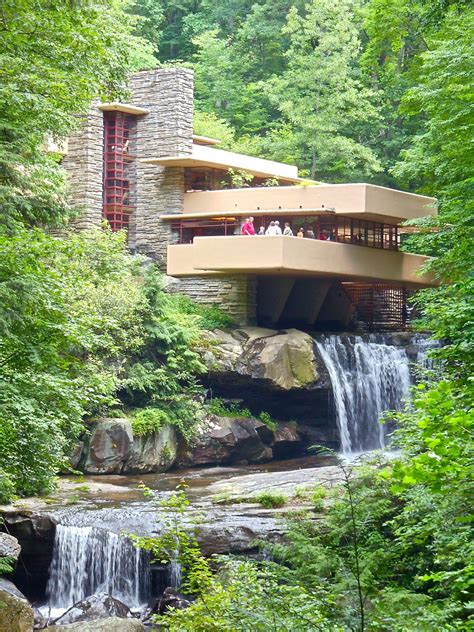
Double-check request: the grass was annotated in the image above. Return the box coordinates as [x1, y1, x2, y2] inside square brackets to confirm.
[252, 491, 287, 508]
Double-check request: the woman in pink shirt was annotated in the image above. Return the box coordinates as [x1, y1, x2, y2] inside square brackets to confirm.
[241, 216, 255, 235]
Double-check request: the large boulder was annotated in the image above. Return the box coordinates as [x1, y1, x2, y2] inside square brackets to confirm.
[271, 422, 303, 458]
[47, 617, 144, 631]
[0, 532, 21, 561]
[203, 328, 323, 391]
[82, 419, 133, 474]
[78, 420, 178, 475]
[0, 578, 34, 632]
[52, 593, 131, 626]
[124, 425, 178, 474]
[178, 416, 272, 467]
[156, 587, 190, 615]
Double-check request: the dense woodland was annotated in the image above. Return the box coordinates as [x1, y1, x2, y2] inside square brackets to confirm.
[0, 0, 473, 629]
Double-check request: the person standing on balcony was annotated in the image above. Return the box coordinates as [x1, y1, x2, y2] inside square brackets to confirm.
[266, 221, 277, 235]
[283, 222, 293, 236]
[257, 226, 265, 235]
[306, 227, 315, 239]
[241, 216, 255, 235]
[297, 228, 304, 238]
[274, 220, 282, 235]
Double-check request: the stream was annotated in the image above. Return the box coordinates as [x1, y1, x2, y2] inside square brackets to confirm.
[3, 332, 434, 624]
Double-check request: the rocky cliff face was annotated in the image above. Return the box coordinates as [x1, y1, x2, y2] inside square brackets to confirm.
[202, 327, 335, 444]
[202, 327, 328, 391]
[68, 328, 337, 476]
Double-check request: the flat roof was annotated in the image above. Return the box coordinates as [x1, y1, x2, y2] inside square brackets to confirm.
[98, 102, 150, 115]
[141, 143, 300, 182]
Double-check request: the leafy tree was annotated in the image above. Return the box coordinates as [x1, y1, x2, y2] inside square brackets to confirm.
[264, 0, 382, 180]
[193, 29, 271, 135]
[0, 231, 208, 502]
[0, 0, 154, 230]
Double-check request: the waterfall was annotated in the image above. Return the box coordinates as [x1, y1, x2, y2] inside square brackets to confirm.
[315, 335, 412, 455]
[46, 525, 150, 611]
[168, 557, 182, 589]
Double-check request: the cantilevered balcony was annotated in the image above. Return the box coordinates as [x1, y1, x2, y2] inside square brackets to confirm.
[178, 183, 436, 224]
[167, 236, 436, 288]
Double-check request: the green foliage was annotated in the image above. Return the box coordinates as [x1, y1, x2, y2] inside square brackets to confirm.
[206, 398, 278, 430]
[252, 491, 287, 508]
[167, 293, 235, 330]
[156, 558, 336, 631]
[0, 557, 14, 576]
[0, 0, 155, 231]
[0, 229, 144, 500]
[0, 231, 209, 501]
[130, 486, 213, 596]
[131, 407, 171, 436]
[206, 398, 252, 418]
[258, 410, 277, 431]
[264, 0, 382, 180]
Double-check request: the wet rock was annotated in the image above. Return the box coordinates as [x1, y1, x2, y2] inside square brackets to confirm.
[196, 512, 283, 555]
[0, 532, 21, 560]
[204, 327, 323, 391]
[47, 618, 144, 631]
[1, 513, 56, 601]
[82, 419, 133, 474]
[207, 464, 343, 500]
[124, 425, 178, 474]
[52, 593, 131, 626]
[177, 415, 272, 467]
[271, 422, 302, 458]
[157, 587, 191, 614]
[33, 608, 48, 630]
[67, 442, 84, 470]
[0, 577, 34, 632]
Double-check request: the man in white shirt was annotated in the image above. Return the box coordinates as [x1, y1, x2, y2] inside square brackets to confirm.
[265, 221, 277, 235]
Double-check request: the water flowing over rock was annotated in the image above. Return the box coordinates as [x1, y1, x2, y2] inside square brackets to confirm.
[315, 334, 412, 454]
[52, 593, 131, 625]
[46, 526, 150, 612]
[0, 577, 34, 632]
[47, 618, 145, 631]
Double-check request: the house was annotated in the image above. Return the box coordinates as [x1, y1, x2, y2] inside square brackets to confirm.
[62, 68, 437, 330]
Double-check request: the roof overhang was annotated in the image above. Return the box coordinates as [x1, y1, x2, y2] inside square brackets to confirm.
[141, 143, 300, 182]
[98, 102, 150, 115]
[192, 134, 221, 146]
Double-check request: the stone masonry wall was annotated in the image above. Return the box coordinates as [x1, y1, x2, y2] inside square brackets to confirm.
[62, 107, 103, 230]
[130, 69, 194, 259]
[167, 276, 258, 326]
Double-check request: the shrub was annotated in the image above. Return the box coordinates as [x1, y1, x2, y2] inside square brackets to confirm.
[253, 491, 287, 508]
[131, 407, 170, 436]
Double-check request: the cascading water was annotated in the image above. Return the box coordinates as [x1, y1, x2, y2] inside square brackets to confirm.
[46, 525, 150, 612]
[315, 335, 412, 455]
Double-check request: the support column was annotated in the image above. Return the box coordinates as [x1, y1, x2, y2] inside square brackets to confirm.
[130, 69, 194, 264]
[62, 107, 103, 230]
